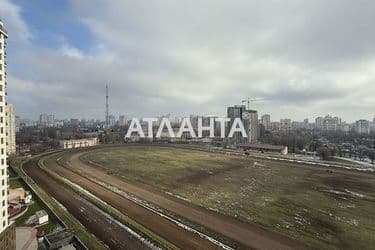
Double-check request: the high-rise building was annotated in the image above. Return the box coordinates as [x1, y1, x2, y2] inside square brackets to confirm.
[243, 110, 258, 143]
[108, 115, 116, 127]
[280, 119, 292, 131]
[315, 115, 341, 131]
[355, 120, 370, 134]
[14, 116, 20, 133]
[118, 115, 127, 126]
[47, 114, 54, 127]
[0, 19, 9, 231]
[261, 114, 271, 129]
[227, 105, 246, 143]
[39, 113, 48, 127]
[227, 105, 258, 144]
[39, 114, 55, 127]
[5, 104, 15, 155]
[370, 120, 375, 133]
[270, 121, 281, 131]
[0, 20, 16, 249]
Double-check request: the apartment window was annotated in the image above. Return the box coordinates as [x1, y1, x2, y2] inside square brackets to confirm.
[2, 221, 5, 228]
[0, 138, 3, 144]
[2, 210, 4, 217]
[1, 159, 4, 165]
[1, 149, 3, 155]
[2, 200, 5, 206]
[1, 180, 4, 186]
[1, 169, 3, 175]
[1, 190, 4, 196]
[0, 64, 2, 71]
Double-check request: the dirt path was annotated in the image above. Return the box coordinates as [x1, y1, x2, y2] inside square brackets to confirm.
[44, 155, 222, 250]
[55, 150, 303, 250]
[23, 157, 150, 250]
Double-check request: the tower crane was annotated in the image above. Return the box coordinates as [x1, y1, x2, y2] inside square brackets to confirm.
[242, 97, 265, 110]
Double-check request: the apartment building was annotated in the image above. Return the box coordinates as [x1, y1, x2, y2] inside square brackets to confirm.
[5, 104, 15, 155]
[0, 20, 16, 249]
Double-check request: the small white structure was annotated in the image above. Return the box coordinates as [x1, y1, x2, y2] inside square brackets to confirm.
[35, 210, 49, 225]
[24, 191, 32, 204]
[60, 138, 98, 149]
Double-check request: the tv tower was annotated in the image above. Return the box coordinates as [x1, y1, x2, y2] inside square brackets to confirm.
[105, 84, 109, 127]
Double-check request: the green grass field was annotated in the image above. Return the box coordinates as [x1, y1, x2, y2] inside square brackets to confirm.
[82, 146, 375, 250]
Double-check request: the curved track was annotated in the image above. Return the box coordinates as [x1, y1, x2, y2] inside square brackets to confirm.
[45, 146, 303, 250]
[43, 154, 222, 249]
[23, 156, 150, 250]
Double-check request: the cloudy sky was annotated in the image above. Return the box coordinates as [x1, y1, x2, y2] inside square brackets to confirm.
[1, 0, 375, 122]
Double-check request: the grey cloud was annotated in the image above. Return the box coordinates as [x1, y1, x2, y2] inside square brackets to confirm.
[5, 0, 375, 121]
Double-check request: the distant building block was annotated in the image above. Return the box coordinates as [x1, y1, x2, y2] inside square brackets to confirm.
[59, 138, 98, 149]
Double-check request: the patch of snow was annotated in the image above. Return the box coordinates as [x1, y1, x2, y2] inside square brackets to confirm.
[61, 177, 160, 250]
[345, 189, 365, 198]
[87, 176, 234, 250]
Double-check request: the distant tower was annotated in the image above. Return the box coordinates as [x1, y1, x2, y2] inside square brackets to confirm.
[105, 84, 109, 127]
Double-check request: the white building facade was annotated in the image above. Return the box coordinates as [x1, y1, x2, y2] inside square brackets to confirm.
[355, 120, 370, 134]
[60, 138, 99, 149]
[0, 20, 9, 233]
[315, 115, 341, 131]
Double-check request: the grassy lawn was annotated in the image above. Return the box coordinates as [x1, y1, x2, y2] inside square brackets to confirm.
[9, 178, 24, 189]
[83, 146, 375, 250]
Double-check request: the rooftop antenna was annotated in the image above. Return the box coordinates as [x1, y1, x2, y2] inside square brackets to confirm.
[105, 84, 109, 127]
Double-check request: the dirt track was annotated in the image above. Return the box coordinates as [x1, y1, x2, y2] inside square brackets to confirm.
[47, 148, 303, 250]
[22, 157, 150, 250]
[44, 154, 222, 250]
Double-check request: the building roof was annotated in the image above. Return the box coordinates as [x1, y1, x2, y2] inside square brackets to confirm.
[239, 143, 287, 151]
[60, 138, 97, 143]
[16, 227, 37, 250]
[45, 229, 74, 244]
[35, 210, 48, 218]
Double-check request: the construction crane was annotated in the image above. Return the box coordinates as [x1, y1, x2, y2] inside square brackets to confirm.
[242, 97, 265, 110]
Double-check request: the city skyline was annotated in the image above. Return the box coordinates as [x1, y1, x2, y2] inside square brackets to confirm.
[22, 110, 375, 125]
[1, 0, 375, 121]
